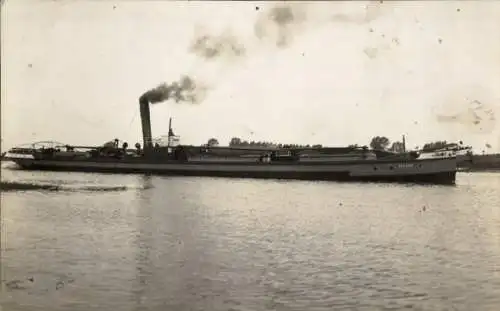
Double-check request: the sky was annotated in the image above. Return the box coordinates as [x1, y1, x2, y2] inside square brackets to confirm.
[1, 0, 500, 153]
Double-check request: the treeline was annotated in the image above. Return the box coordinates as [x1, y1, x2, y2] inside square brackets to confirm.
[370, 136, 466, 152]
[206, 137, 322, 149]
[205, 136, 465, 152]
[369, 136, 405, 152]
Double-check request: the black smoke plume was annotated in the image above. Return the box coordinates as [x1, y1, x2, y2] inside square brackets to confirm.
[139, 76, 207, 105]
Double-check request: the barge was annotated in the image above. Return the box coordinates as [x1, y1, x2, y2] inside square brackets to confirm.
[3, 95, 460, 185]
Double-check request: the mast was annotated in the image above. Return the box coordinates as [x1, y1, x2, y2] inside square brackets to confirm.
[167, 117, 172, 148]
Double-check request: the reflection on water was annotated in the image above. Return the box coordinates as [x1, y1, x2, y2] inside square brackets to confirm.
[1, 168, 499, 311]
[134, 177, 152, 309]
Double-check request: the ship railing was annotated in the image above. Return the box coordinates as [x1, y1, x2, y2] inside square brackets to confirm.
[200, 145, 365, 154]
[418, 148, 460, 159]
[6, 141, 145, 159]
[9, 141, 68, 151]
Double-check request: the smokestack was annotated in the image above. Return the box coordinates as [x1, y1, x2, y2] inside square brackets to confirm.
[138, 76, 207, 153]
[139, 95, 153, 151]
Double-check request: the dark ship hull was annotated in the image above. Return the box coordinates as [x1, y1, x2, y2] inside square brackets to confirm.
[5, 151, 457, 185]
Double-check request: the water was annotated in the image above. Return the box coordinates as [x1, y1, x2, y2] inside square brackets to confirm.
[1, 164, 499, 311]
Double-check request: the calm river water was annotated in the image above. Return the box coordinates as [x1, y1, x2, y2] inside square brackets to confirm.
[1, 164, 499, 311]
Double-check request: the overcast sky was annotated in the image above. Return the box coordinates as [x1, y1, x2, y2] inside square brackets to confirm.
[2, 0, 499, 152]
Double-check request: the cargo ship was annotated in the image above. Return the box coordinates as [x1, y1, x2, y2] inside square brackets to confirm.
[2, 95, 460, 185]
[459, 153, 500, 171]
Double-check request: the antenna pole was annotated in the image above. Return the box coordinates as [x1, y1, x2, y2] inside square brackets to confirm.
[167, 117, 172, 148]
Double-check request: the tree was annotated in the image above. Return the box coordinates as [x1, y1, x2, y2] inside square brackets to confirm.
[207, 138, 219, 147]
[390, 141, 405, 153]
[369, 136, 390, 150]
[229, 137, 242, 146]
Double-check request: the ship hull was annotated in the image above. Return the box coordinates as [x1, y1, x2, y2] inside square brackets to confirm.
[7, 157, 458, 185]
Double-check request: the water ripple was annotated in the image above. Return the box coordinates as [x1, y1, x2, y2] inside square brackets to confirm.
[1, 170, 499, 310]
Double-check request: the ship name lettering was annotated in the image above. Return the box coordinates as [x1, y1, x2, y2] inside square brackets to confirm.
[396, 163, 415, 169]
